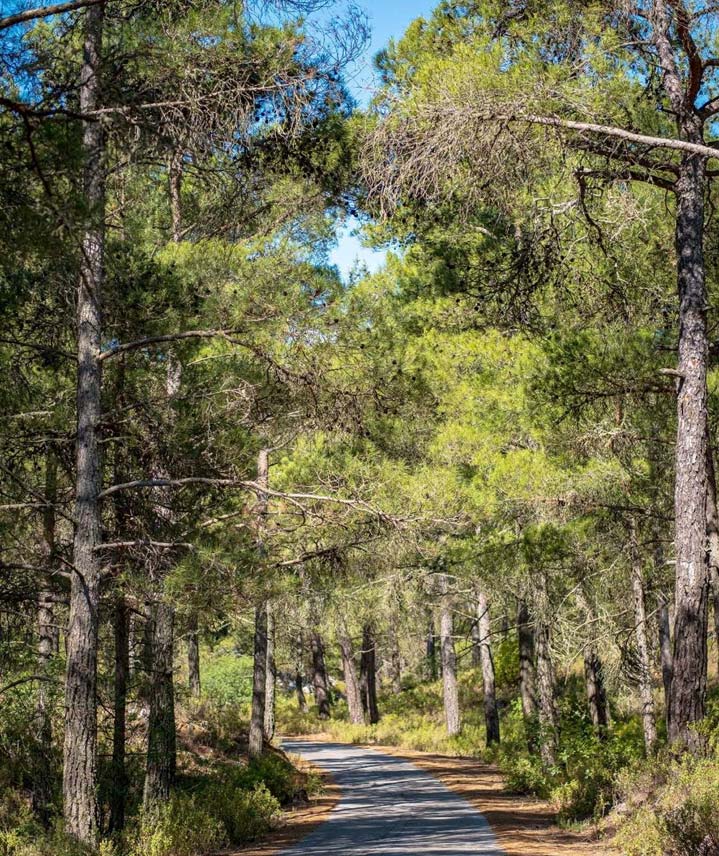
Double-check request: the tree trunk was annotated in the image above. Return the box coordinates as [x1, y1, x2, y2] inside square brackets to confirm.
[426, 615, 438, 681]
[471, 614, 482, 668]
[657, 591, 673, 729]
[706, 440, 719, 687]
[295, 633, 308, 713]
[359, 624, 380, 724]
[109, 594, 129, 831]
[311, 632, 331, 720]
[264, 605, 276, 741]
[339, 633, 364, 725]
[34, 453, 56, 824]
[248, 603, 268, 758]
[439, 576, 460, 737]
[583, 649, 608, 735]
[535, 577, 558, 767]
[63, 4, 105, 842]
[143, 601, 176, 806]
[631, 523, 657, 754]
[388, 623, 402, 695]
[187, 616, 201, 698]
[669, 147, 709, 750]
[477, 592, 500, 745]
[517, 598, 538, 747]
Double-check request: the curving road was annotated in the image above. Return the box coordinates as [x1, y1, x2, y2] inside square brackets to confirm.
[280, 740, 504, 856]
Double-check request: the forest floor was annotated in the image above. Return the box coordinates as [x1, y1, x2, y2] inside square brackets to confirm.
[236, 737, 612, 855]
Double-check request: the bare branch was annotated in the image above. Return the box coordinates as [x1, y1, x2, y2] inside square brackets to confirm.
[0, 0, 105, 31]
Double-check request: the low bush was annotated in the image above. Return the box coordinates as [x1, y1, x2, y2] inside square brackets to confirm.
[129, 795, 226, 856]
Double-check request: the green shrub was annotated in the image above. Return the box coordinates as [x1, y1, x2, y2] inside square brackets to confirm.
[200, 782, 280, 844]
[129, 794, 226, 856]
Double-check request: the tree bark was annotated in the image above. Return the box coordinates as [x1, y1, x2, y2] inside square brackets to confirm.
[517, 598, 538, 746]
[143, 601, 176, 806]
[187, 616, 200, 698]
[535, 577, 558, 767]
[631, 523, 658, 754]
[34, 453, 57, 824]
[109, 594, 129, 831]
[295, 633, 308, 713]
[426, 614, 438, 680]
[439, 576, 460, 737]
[583, 649, 609, 734]
[477, 592, 500, 746]
[657, 591, 673, 729]
[388, 623, 402, 695]
[248, 603, 268, 758]
[359, 624, 380, 724]
[264, 605, 276, 741]
[706, 440, 719, 688]
[311, 632, 331, 720]
[669, 145, 710, 750]
[339, 633, 364, 725]
[63, 3, 104, 842]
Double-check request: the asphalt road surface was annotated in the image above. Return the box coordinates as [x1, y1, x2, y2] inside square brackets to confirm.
[280, 740, 504, 856]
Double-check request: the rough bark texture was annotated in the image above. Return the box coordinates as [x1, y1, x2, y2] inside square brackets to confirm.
[471, 615, 482, 668]
[477, 592, 500, 745]
[248, 603, 268, 758]
[669, 146, 709, 749]
[187, 616, 200, 698]
[426, 615, 438, 681]
[535, 578, 558, 767]
[360, 624, 380, 724]
[517, 599, 538, 745]
[143, 602, 176, 806]
[439, 576, 460, 737]
[583, 649, 609, 734]
[631, 524, 658, 754]
[707, 443, 719, 684]
[311, 632, 331, 720]
[264, 605, 276, 740]
[109, 594, 129, 831]
[63, 4, 104, 842]
[339, 633, 364, 724]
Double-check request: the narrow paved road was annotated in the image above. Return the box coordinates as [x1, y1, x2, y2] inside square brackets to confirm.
[280, 740, 504, 856]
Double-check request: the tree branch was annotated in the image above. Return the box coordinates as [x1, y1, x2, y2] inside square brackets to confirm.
[0, 0, 105, 31]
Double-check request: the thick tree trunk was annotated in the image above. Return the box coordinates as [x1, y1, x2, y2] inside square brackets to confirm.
[143, 601, 176, 806]
[264, 605, 276, 741]
[517, 599, 538, 748]
[477, 592, 500, 745]
[311, 632, 331, 720]
[109, 594, 129, 831]
[295, 633, 308, 713]
[34, 453, 57, 824]
[669, 148, 709, 750]
[187, 619, 201, 698]
[339, 633, 364, 725]
[535, 577, 558, 767]
[248, 603, 268, 758]
[359, 624, 380, 724]
[439, 576, 460, 736]
[631, 523, 657, 754]
[63, 5, 105, 842]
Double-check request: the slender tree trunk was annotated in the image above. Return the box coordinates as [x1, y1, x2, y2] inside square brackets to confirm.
[706, 440, 719, 684]
[669, 147, 710, 750]
[388, 623, 402, 695]
[34, 453, 56, 824]
[471, 614, 482, 668]
[339, 633, 364, 725]
[248, 603, 268, 758]
[264, 605, 276, 741]
[63, 5, 105, 842]
[477, 592, 500, 745]
[439, 576, 460, 736]
[535, 577, 558, 767]
[517, 599, 538, 748]
[359, 624, 380, 724]
[657, 591, 673, 728]
[187, 616, 201, 698]
[295, 633, 308, 713]
[631, 523, 657, 754]
[426, 615, 438, 680]
[109, 594, 129, 831]
[311, 632, 331, 720]
[143, 601, 176, 806]
[583, 649, 609, 734]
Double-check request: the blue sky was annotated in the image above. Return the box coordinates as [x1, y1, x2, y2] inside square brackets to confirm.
[327, 0, 437, 280]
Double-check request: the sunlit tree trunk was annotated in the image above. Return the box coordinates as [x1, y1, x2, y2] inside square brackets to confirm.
[143, 601, 176, 805]
[535, 577, 558, 767]
[339, 632, 364, 725]
[264, 605, 276, 741]
[249, 603, 268, 758]
[517, 598, 537, 748]
[477, 592, 499, 745]
[439, 575, 460, 736]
